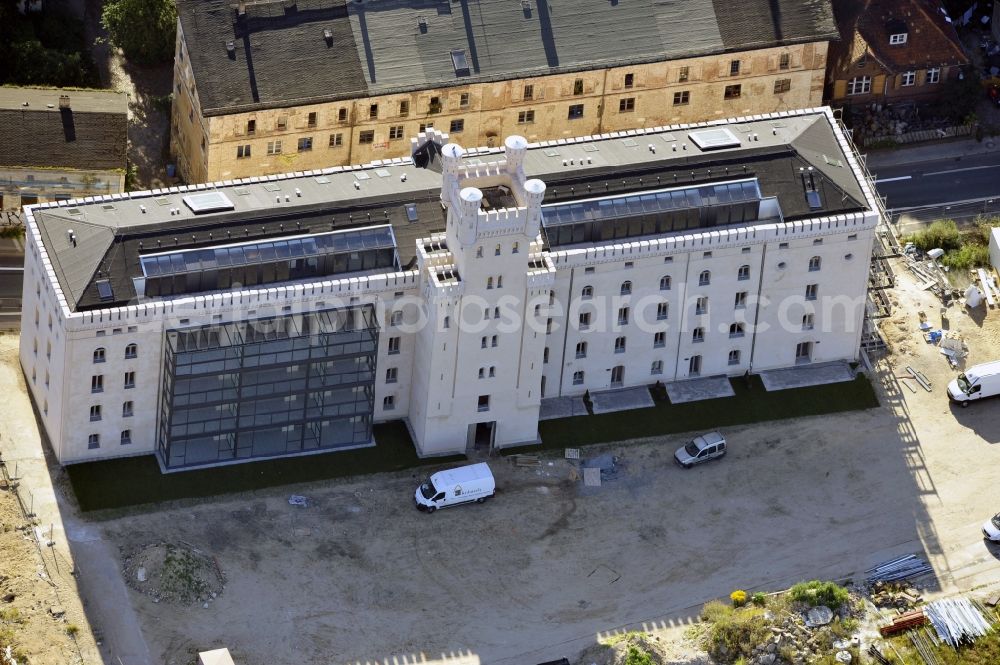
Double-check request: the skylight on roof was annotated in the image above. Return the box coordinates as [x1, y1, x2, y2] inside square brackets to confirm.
[688, 127, 741, 151]
[451, 50, 470, 77]
[96, 279, 114, 301]
[182, 191, 235, 214]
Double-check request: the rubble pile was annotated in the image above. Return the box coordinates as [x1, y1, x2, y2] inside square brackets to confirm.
[122, 542, 225, 606]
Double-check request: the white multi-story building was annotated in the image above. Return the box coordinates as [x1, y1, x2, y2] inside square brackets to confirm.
[20, 107, 879, 472]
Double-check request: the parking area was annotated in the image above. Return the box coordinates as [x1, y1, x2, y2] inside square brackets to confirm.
[3, 255, 1000, 665]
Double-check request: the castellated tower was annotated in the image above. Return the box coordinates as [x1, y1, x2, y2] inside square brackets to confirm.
[408, 135, 555, 456]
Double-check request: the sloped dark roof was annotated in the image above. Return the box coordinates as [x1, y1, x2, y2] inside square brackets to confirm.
[828, 0, 968, 77]
[0, 87, 127, 170]
[178, 0, 839, 115]
[29, 109, 873, 313]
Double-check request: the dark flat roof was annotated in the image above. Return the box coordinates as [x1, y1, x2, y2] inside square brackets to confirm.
[29, 109, 873, 313]
[178, 0, 839, 115]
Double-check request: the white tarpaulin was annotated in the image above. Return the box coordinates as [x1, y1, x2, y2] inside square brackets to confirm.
[965, 285, 982, 308]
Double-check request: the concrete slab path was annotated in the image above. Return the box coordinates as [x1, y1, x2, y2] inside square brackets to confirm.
[590, 386, 654, 414]
[759, 361, 856, 392]
[665, 376, 735, 404]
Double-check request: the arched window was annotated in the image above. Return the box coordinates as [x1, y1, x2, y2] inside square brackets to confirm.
[575, 341, 587, 358]
[620, 280, 632, 295]
[581, 285, 594, 299]
[124, 343, 137, 359]
[737, 265, 750, 281]
[486, 276, 494, 289]
[808, 256, 822, 272]
[497, 275, 503, 288]
[443, 316, 450, 329]
[93, 348, 106, 363]
[659, 275, 671, 291]
[699, 270, 711, 286]
[729, 322, 745, 338]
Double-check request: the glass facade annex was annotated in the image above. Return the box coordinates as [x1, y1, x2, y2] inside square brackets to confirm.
[541, 179, 761, 247]
[140, 225, 398, 297]
[157, 307, 378, 470]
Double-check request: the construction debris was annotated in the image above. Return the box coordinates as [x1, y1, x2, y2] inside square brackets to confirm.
[512, 454, 541, 467]
[925, 597, 993, 647]
[904, 367, 933, 393]
[866, 554, 933, 583]
[878, 609, 927, 637]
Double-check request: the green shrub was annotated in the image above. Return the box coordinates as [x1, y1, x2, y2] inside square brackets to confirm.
[751, 592, 767, 607]
[702, 600, 734, 623]
[941, 244, 990, 270]
[704, 606, 769, 664]
[625, 645, 654, 665]
[789, 580, 850, 610]
[66, 623, 79, 635]
[909, 220, 962, 252]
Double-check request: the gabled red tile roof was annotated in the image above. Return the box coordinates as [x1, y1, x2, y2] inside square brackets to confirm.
[830, 0, 968, 77]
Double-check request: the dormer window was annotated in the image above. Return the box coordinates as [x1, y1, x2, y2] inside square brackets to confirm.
[889, 33, 907, 45]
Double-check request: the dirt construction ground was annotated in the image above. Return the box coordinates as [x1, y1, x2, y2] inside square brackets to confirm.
[3, 254, 1000, 665]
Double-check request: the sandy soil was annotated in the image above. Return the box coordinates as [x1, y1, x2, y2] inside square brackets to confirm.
[0, 467, 79, 663]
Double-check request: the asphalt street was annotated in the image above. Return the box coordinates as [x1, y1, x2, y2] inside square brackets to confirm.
[872, 151, 1000, 209]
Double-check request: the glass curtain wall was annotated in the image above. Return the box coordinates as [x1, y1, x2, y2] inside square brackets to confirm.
[158, 306, 378, 470]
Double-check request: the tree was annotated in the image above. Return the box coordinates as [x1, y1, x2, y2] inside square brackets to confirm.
[102, 0, 176, 65]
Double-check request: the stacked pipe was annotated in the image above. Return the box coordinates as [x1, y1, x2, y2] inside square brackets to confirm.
[925, 597, 993, 647]
[866, 554, 933, 583]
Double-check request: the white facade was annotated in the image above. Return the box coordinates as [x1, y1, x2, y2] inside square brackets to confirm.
[20, 107, 879, 471]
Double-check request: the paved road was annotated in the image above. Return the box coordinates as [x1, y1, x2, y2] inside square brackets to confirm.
[872, 151, 1000, 210]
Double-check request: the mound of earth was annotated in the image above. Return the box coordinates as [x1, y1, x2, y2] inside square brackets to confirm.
[577, 633, 672, 665]
[123, 543, 224, 605]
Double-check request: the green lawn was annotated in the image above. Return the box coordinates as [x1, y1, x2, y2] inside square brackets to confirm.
[524, 373, 879, 452]
[67, 421, 463, 513]
[68, 375, 879, 512]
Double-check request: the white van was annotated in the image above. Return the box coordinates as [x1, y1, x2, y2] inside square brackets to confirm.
[947, 360, 1000, 407]
[414, 463, 496, 513]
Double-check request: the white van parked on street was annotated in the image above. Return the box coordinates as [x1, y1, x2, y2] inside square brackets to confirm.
[415, 463, 496, 513]
[947, 360, 1000, 407]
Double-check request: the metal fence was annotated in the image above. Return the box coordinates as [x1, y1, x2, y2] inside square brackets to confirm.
[867, 123, 975, 146]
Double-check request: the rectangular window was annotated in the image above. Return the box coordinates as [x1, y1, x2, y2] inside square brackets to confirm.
[478, 395, 490, 412]
[93, 348, 105, 363]
[724, 84, 742, 99]
[523, 84, 534, 100]
[338, 108, 348, 122]
[91, 375, 103, 393]
[459, 93, 470, 107]
[267, 140, 282, 155]
[88, 434, 100, 449]
[276, 116, 287, 130]
[123, 401, 134, 417]
[307, 111, 317, 127]
[297, 137, 313, 152]
[236, 144, 251, 159]
[369, 103, 378, 119]
[124, 371, 135, 389]
[90, 405, 101, 421]
[651, 360, 663, 375]
[568, 104, 584, 119]
[388, 336, 400, 354]
[805, 284, 818, 301]
[673, 91, 689, 105]
[779, 53, 790, 70]
[656, 303, 669, 320]
[926, 67, 940, 84]
[359, 130, 375, 144]
[802, 314, 815, 331]
[383, 395, 395, 410]
[618, 97, 635, 113]
[773, 78, 791, 94]
[386, 367, 398, 383]
[696, 297, 708, 315]
[399, 100, 409, 116]
[121, 430, 132, 445]
[735, 291, 748, 309]
[573, 79, 584, 95]
[329, 133, 343, 147]
[419, 122, 433, 132]
[847, 76, 871, 95]
[389, 125, 404, 140]
[729, 59, 741, 76]
[573, 371, 584, 385]
[429, 96, 441, 113]
[692, 327, 705, 343]
[575, 341, 587, 358]
[617, 307, 629, 326]
[654, 331, 666, 348]
[390, 310, 403, 326]
[901, 71, 916, 87]
[449, 119, 464, 133]
[889, 33, 907, 45]
[614, 337, 626, 353]
[247, 119, 256, 135]
[728, 350, 741, 366]
[678, 66, 689, 82]
[579, 312, 591, 330]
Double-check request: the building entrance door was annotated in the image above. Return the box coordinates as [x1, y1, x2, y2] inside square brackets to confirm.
[467, 421, 496, 453]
